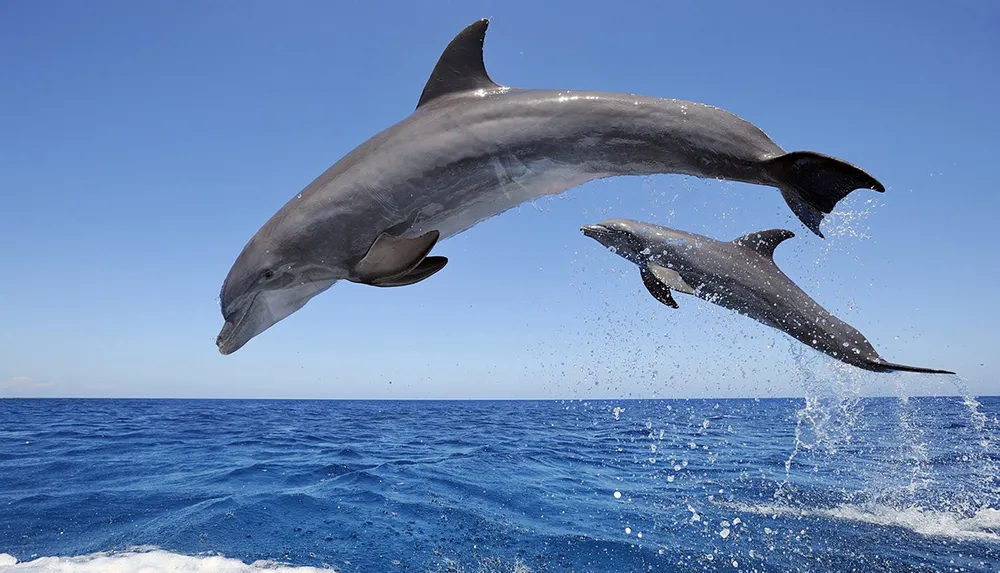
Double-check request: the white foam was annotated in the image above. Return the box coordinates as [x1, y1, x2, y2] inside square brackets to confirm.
[0, 548, 336, 573]
[726, 502, 1000, 543]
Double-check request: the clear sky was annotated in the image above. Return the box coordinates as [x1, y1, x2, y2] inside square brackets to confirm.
[1, 1, 997, 399]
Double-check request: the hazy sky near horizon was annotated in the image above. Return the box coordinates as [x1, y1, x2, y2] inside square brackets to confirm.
[1, 1, 997, 400]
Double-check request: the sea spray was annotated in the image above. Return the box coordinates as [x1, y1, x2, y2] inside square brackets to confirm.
[944, 375, 999, 514]
[890, 385, 933, 500]
[817, 195, 880, 248]
[779, 340, 867, 494]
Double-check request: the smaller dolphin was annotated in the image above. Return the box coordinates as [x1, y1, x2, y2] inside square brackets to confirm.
[581, 219, 954, 375]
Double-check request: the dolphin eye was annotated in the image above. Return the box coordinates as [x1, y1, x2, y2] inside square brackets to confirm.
[261, 269, 275, 280]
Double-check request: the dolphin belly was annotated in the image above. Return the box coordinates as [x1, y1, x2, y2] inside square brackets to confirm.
[402, 157, 605, 241]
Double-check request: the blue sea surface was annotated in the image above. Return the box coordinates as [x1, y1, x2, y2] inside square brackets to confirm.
[1, 397, 998, 572]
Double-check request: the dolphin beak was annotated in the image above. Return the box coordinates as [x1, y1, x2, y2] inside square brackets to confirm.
[216, 290, 264, 356]
[216, 321, 239, 355]
[580, 224, 607, 239]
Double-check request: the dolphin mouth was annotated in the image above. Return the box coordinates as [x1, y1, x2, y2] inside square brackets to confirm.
[216, 291, 259, 355]
[580, 224, 610, 239]
[216, 321, 240, 355]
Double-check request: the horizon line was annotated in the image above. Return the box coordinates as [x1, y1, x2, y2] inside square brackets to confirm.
[0, 394, 993, 402]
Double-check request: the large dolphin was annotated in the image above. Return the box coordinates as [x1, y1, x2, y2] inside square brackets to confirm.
[217, 18, 886, 355]
[581, 218, 953, 374]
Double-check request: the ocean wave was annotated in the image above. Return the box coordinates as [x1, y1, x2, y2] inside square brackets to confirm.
[0, 548, 334, 572]
[724, 502, 1000, 543]
[0, 549, 538, 573]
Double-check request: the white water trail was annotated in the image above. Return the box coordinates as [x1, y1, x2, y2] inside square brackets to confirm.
[0, 548, 335, 573]
[723, 501, 1000, 544]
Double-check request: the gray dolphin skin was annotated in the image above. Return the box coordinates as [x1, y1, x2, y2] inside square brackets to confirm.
[581, 219, 954, 375]
[217, 18, 886, 355]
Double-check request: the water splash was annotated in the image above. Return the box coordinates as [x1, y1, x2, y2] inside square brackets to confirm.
[774, 342, 999, 539]
[818, 196, 882, 250]
[891, 385, 933, 499]
[781, 342, 866, 486]
[942, 374, 1000, 512]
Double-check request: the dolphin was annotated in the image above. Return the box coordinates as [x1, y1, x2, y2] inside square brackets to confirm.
[217, 18, 886, 355]
[581, 218, 954, 375]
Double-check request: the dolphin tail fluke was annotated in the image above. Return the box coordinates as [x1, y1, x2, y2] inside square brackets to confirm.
[871, 359, 956, 375]
[766, 151, 885, 238]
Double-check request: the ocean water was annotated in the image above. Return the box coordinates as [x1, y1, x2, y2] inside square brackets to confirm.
[1, 397, 998, 573]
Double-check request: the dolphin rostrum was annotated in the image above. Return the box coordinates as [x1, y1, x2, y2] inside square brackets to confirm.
[581, 218, 954, 375]
[217, 18, 886, 355]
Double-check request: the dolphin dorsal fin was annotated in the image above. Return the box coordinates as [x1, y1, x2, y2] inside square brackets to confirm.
[416, 19, 500, 109]
[732, 229, 795, 259]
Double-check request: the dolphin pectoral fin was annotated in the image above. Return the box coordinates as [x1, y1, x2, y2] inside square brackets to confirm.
[416, 19, 501, 109]
[732, 229, 796, 259]
[640, 268, 679, 308]
[765, 151, 885, 238]
[641, 265, 696, 309]
[369, 257, 449, 288]
[352, 230, 441, 286]
[647, 264, 696, 295]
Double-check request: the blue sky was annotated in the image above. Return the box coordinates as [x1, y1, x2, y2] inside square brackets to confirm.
[1, 1, 997, 399]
